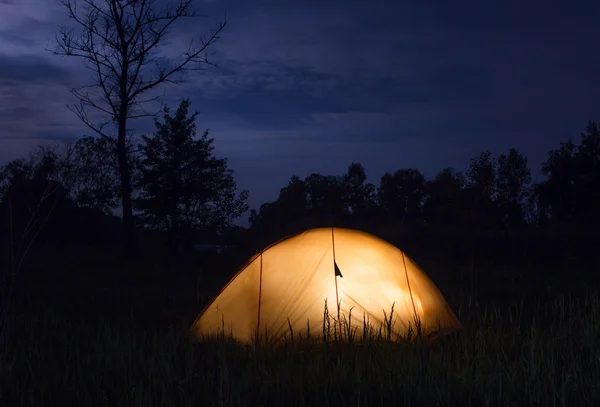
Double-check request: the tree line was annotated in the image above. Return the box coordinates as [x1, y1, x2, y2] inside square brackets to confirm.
[250, 121, 600, 237]
[0, 99, 248, 258]
[1, 98, 600, 259]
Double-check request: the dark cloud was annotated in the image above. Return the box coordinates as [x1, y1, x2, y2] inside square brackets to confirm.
[0, 55, 82, 146]
[0, 53, 69, 82]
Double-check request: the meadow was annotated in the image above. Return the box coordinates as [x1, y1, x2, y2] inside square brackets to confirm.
[1, 246, 599, 407]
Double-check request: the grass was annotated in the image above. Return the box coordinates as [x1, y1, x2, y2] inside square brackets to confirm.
[1, 287, 600, 407]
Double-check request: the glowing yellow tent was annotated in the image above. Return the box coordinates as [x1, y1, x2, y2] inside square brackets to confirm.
[190, 227, 461, 344]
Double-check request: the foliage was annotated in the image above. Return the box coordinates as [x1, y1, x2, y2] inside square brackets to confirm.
[0, 146, 73, 352]
[66, 136, 123, 214]
[48, 0, 228, 251]
[378, 168, 427, 223]
[342, 162, 377, 215]
[536, 120, 600, 227]
[423, 168, 466, 227]
[249, 163, 378, 238]
[3, 118, 600, 257]
[495, 148, 532, 227]
[304, 173, 347, 221]
[135, 98, 249, 247]
[0, 147, 73, 247]
[466, 150, 497, 199]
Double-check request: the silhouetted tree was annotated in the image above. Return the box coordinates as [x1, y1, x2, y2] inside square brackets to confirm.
[0, 158, 32, 202]
[378, 169, 426, 224]
[572, 121, 600, 225]
[48, 0, 227, 252]
[0, 150, 73, 348]
[535, 121, 600, 228]
[527, 182, 550, 226]
[495, 148, 531, 227]
[305, 173, 347, 223]
[64, 136, 123, 214]
[465, 151, 498, 229]
[248, 202, 282, 237]
[248, 176, 310, 240]
[135, 98, 248, 252]
[249, 165, 376, 240]
[423, 168, 466, 228]
[341, 162, 376, 216]
[0, 149, 75, 256]
[0, 145, 76, 196]
[278, 175, 309, 218]
[466, 151, 496, 198]
[536, 139, 577, 226]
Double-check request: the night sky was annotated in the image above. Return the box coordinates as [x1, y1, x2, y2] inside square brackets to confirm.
[1, 0, 600, 215]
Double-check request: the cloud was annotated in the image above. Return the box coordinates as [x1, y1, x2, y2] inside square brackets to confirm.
[0, 0, 64, 31]
[214, 8, 417, 79]
[0, 0, 66, 58]
[1, 0, 599, 213]
[0, 53, 68, 82]
[0, 0, 434, 151]
[0, 52, 88, 149]
[161, 5, 432, 100]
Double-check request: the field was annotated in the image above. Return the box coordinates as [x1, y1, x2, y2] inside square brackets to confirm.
[1, 246, 599, 406]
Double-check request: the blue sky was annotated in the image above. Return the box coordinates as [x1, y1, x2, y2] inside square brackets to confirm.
[1, 0, 599, 215]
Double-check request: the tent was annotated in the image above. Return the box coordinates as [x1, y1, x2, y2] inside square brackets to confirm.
[189, 227, 462, 344]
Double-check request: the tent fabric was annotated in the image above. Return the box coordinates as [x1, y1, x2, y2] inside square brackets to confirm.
[190, 227, 462, 343]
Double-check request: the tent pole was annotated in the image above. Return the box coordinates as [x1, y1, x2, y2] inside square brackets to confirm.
[401, 252, 419, 328]
[331, 228, 340, 317]
[256, 251, 263, 345]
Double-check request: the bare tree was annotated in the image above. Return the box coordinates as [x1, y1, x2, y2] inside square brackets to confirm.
[47, 0, 227, 252]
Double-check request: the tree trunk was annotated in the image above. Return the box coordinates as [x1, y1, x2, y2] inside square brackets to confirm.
[117, 117, 136, 254]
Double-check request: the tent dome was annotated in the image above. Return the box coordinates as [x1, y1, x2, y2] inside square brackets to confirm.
[190, 227, 461, 344]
